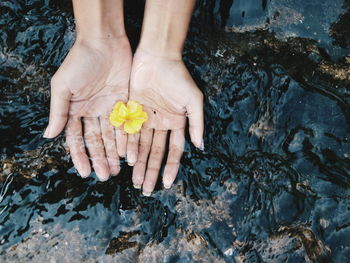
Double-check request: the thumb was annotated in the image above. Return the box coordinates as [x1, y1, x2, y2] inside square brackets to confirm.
[43, 78, 72, 138]
[186, 91, 204, 150]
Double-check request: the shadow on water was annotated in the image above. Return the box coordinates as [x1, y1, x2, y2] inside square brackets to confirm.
[0, 0, 349, 262]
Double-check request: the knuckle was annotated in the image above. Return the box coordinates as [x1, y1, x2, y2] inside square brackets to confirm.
[196, 91, 204, 101]
[169, 145, 184, 153]
[116, 129, 127, 136]
[90, 154, 107, 161]
[167, 160, 180, 166]
[66, 135, 83, 146]
[86, 139, 105, 153]
[127, 141, 139, 149]
[102, 132, 114, 143]
[191, 89, 203, 102]
[105, 147, 115, 155]
[50, 75, 63, 89]
[146, 166, 160, 174]
[151, 145, 165, 155]
[66, 126, 81, 135]
[140, 140, 152, 148]
[147, 158, 162, 169]
[136, 159, 147, 165]
[140, 143, 152, 151]
[84, 132, 100, 142]
[68, 144, 86, 155]
[107, 156, 119, 163]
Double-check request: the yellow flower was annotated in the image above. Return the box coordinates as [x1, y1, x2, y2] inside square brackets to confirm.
[109, 100, 148, 134]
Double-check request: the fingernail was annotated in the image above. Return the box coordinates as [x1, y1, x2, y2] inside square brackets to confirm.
[163, 173, 172, 189]
[199, 140, 204, 151]
[133, 184, 141, 189]
[43, 127, 50, 138]
[76, 165, 91, 178]
[98, 176, 110, 182]
[142, 191, 152, 197]
[163, 183, 172, 189]
[79, 172, 90, 178]
[127, 153, 136, 166]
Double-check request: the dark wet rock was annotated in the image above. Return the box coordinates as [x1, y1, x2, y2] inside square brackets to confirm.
[204, 0, 350, 59]
[330, 1, 350, 49]
[106, 231, 140, 254]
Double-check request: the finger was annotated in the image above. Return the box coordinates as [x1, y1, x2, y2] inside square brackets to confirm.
[44, 77, 72, 138]
[142, 130, 167, 196]
[127, 133, 140, 166]
[84, 118, 110, 181]
[163, 128, 185, 189]
[186, 91, 204, 150]
[66, 117, 91, 177]
[132, 128, 153, 188]
[100, 117, 120, 176]
[115, 128, 127, 158]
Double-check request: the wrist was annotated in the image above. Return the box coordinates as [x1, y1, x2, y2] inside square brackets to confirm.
[76, 32, 128, 43]
[136, 41, 183, 61]
[73, 0, 126, 40]
[76, 25, 126, 41]
[74, 34, 131, 54]
[137, 0, 196, 61]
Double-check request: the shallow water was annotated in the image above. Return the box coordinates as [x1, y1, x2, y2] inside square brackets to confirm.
[1, 0, 350, 262]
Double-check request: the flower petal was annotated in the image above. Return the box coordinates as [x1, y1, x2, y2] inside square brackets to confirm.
[116, 101, 128, 118]
[109, 101, 127, 127]
[137, 111, 148, 122]
[110, 100, 148, 133]
[109, 111, 125, 127]
[127, 100, 143, 119]
[124, 119, 144, 134]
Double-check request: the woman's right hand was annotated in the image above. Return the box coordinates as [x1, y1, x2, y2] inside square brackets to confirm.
[44, 36, 132, 181]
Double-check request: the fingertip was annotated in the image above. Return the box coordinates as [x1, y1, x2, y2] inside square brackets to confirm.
[127, 152, 137, 166]
[118, 150, 127, 159]
[43, 126, 59, 139]
[190, 130, 204, 149]
[132, 167, 145, 188]
[186, 92, 204, 149]
[43, 117, 68, 138]
[163, 175, 172, 189]
[110, 166, 121, 176]
[117, 139, 127, 158]
[162, 166, 177, 189]
[142, 175, 157, 196]
[199, 140, 204, 151]
[108, 156, 121, 176]
[188, 120, 204, 150]
[163, 182, 172, 189]
[94, 162, 110, 182]
[115, 128, 127, 158]
[43, 127, 50, 138]
[76, 165, 91, 178]
[72, 156, 91, 178]
[126, 133, 140, 166]
[79, 170, 91, 178]
[97, 172, 110, 182]
[47, 81, 71, 138]
[142, 191, 152, 197]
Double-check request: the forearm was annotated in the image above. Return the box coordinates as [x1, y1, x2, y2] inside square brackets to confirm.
[72, 0, 126, 40]
[137, 0, 196, 60]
